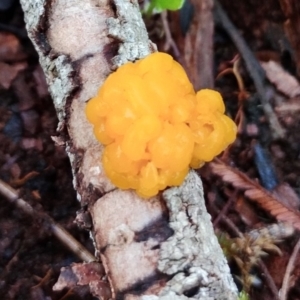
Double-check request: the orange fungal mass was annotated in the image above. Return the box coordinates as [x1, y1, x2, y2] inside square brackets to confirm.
[86, 52, 237, 198]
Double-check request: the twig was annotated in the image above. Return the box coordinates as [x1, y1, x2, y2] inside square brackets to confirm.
[280, 236, 300, 300]
[1, 243, 23, 280]
[32, 268, 53, 289]
[213, 191, 236, 227]
[214, 0, 285, 139]
[210, 200, 243, 238]
[160, 11, 181, 59]
[259, 260, 280, 300]
[0, 179, 96, 263]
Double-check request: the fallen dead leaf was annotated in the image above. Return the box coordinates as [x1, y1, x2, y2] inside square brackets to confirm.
[0, 32, 26, 62]
[275, 100, 300, 113]
[72, 262, 111, 300]
[235, 195, 260, 226]
[0, 61, 27, 89]
[20, 137, 43, 151]
[260, 60, 300, 98]
[20, 109, 39, 135]
[53, 262, 111, 300]
[210, 160, 300, 230]
[12, 72, 37, 111]
[272, 183, 300, 211]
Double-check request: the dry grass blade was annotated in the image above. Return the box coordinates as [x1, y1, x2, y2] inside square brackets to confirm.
[210, 160, 300, 230]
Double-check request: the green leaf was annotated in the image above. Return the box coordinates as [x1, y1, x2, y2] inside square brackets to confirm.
[151, 0, 185, 11]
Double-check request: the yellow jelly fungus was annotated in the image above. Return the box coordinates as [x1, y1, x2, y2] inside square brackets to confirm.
[86, 52, 237, 198]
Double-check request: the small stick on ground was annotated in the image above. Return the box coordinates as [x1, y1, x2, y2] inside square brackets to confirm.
[0, 179, 96, 263]
[210, 200, 243, 238]
[214, 0, 285, 139]
[160, 11, 181, 59]
[280, 236, 300, 300]
[259, 260, 280, 300]
[213, 191, 236, 227]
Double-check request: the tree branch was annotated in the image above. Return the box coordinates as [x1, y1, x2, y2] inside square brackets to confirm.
[20, 0, 238, 298]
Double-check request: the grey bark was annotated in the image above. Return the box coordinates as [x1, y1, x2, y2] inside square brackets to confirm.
[20, 0, 238, 299]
